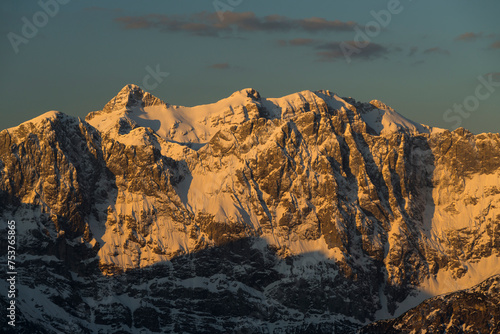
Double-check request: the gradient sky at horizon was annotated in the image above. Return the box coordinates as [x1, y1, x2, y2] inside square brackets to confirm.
[1, 0, 499, 133]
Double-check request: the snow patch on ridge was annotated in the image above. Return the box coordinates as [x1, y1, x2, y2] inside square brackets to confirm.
[392, 255, 500, 318]
[426, 172, 500, 237]
[5, 110, 63, 133]
[359, 102, 444, 136]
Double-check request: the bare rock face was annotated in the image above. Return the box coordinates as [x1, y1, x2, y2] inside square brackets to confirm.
[358, 275, 500, 334]
[1, 86, 500, 333]
[0, 112, 109, 237]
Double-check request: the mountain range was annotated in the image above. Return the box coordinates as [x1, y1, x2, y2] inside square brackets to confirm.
[1, 84, 499, 333]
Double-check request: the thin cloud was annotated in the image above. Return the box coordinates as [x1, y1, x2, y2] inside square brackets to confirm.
[315, 41, 389, 62]
[489, 41, 500, 49]
[290, 38, 317, 46]
[455, 32, 483, 41]
[423, 47, 450, 56]
[209, 63, 230, 70]
[276, 39, 288, 47]
[491, 72, 500, 81]
[408, 46, 418, 57]
[116, 16, 156, 30]
[298, 17, 358, 32]
[114, 12, 360, 37]
[278, 38, 317, 46]
[394, 46, 404, 53]
[277, 38, 390, 62]
[486, 72, 500, 78]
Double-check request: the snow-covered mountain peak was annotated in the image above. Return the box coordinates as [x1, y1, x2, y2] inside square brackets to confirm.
[369, 99, 394, 112]
[86, 86, 266, 145]
[343, 97, 446, 136]
[83, 85, 450, 149]
[25, 110, 63, 124]
[121, 83, 141, 92]
[228, 88, 261, 100]
[3, 110, 74, 136]
[104, 84, 144, 111]
[258, 89, 346, 120]
[86, 84, 166, 121]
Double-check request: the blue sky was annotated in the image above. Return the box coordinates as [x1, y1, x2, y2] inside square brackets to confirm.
[1, 0, 499, 133]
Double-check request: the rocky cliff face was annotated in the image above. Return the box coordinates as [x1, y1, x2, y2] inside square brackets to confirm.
[358, 274, 500, 334]
[1, 85, 499, 333]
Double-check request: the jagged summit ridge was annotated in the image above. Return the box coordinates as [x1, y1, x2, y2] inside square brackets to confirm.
[85, 84, 166, 122]
[83, 85, 443, 148]
[228, 87, 261, 100]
